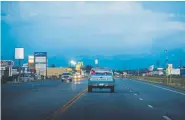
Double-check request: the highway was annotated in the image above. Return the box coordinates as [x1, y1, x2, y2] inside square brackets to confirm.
[2, 78, 185, 120]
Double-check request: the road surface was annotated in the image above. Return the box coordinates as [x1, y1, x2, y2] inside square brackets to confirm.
[2, 78, 185, 120]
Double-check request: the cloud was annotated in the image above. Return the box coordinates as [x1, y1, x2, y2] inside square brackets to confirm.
[1, 1, 185, 56]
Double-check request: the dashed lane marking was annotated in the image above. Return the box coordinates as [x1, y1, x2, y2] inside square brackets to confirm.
[162, 116, 172, 120]
[139, 98, 143, 101]
[148, 105, 153, 108]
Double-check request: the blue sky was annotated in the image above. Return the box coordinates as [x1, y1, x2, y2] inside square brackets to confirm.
[1, 1, 185, 69]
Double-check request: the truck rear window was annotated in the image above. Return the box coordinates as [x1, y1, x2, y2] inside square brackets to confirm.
[90, 70, 112, 76]
[62, 73, 70, 75]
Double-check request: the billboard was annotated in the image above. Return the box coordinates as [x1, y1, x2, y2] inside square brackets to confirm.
[34, 52, 47, 75]
[28, 56, 34, 68]
[75, 62, 84, 71]
[35, 57, 47, 63]
[34, 52, 47, 57]
[15, 48, 24, 59]
[0, 60, 14, 67]
[166, 64, 173, 75]
[28, 56, 34, 63]
[171, 69, 180, 75]
[168, 64, 173, 70]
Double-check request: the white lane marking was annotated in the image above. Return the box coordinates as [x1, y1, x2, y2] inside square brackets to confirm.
[148, 105, 153, 108]
[142, 82, 185, 96]
[134, 93, 137, 96]
[139, 98, 143, 100]
[162, 116, 172, 120]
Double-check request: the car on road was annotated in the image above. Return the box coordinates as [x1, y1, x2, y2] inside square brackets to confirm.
[88, 67, 115, 92]
[114, 72, 121, 78]
[61, 72, 72, 82]
[34, 74, 41, 80]
[20, 74, 35, 82]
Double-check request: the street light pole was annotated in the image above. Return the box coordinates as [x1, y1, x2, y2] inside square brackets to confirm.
[46, 58, 48, 79]
[18, 59, 21, 82]
[138, 68, 139, 79]
[165, 49, 168, 68]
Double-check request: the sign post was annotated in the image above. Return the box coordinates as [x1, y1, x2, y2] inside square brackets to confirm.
[166, 64, 173, 84]
[34, 52, 47, 79]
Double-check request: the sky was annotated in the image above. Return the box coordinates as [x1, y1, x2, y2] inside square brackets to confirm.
[1, 1, 185, 69]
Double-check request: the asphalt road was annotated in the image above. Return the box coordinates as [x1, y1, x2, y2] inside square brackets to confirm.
[2, 78, 185, 120]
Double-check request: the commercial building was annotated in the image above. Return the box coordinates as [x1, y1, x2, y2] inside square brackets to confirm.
[39, 67, 72, 78]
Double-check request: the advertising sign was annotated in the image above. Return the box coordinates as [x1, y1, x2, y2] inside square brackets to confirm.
[34, 52, 47, 75]
[35, 57, 47, 63]
[168, 64, 173, 74]
[168, 64, 173, 70]
[171, 69, 180, 75]
[28, 56, 34, 68]
[15, 48, 24, 59]
[28, 56, 34, 63]
[34, 52, 47, 57]
[75, 62, 84, 71]
[0, 60, 14, 67]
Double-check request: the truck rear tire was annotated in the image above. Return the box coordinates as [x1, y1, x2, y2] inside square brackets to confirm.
[88, 86, 92, 92]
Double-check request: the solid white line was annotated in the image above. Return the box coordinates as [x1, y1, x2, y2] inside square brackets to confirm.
[162, 116, 172, 120]
[139, 98, 143, 100]
[148, 105, 153, 108]
[142, 82, 185, 96]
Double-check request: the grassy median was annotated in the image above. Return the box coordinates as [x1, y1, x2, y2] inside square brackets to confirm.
[129, 76, 185, 90]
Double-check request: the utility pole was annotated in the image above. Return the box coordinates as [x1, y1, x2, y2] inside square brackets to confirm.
[165, 50, 169, 84]
[18, 59, 21, 82]
[46, 58, 48, 79]
[137, 68, 139, 79]
[165, 50, 168, 68]
[179, 60, 182, 68]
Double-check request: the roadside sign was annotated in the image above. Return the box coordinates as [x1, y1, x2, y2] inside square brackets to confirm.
[168, 64, 173, 74]
[15, 48, 24, 59]
[34, 52, 47, 57]
[34, 52, 47, 75]
[0, 60, 14, 67]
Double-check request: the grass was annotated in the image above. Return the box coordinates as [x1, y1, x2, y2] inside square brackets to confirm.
[129, 76, 185, 91]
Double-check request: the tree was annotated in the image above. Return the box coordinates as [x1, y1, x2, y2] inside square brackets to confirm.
[85, 65, 93, 72]
[51, 64, 55, 68]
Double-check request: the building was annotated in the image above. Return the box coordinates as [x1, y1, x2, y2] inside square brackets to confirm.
[39, 67, 72, 78]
